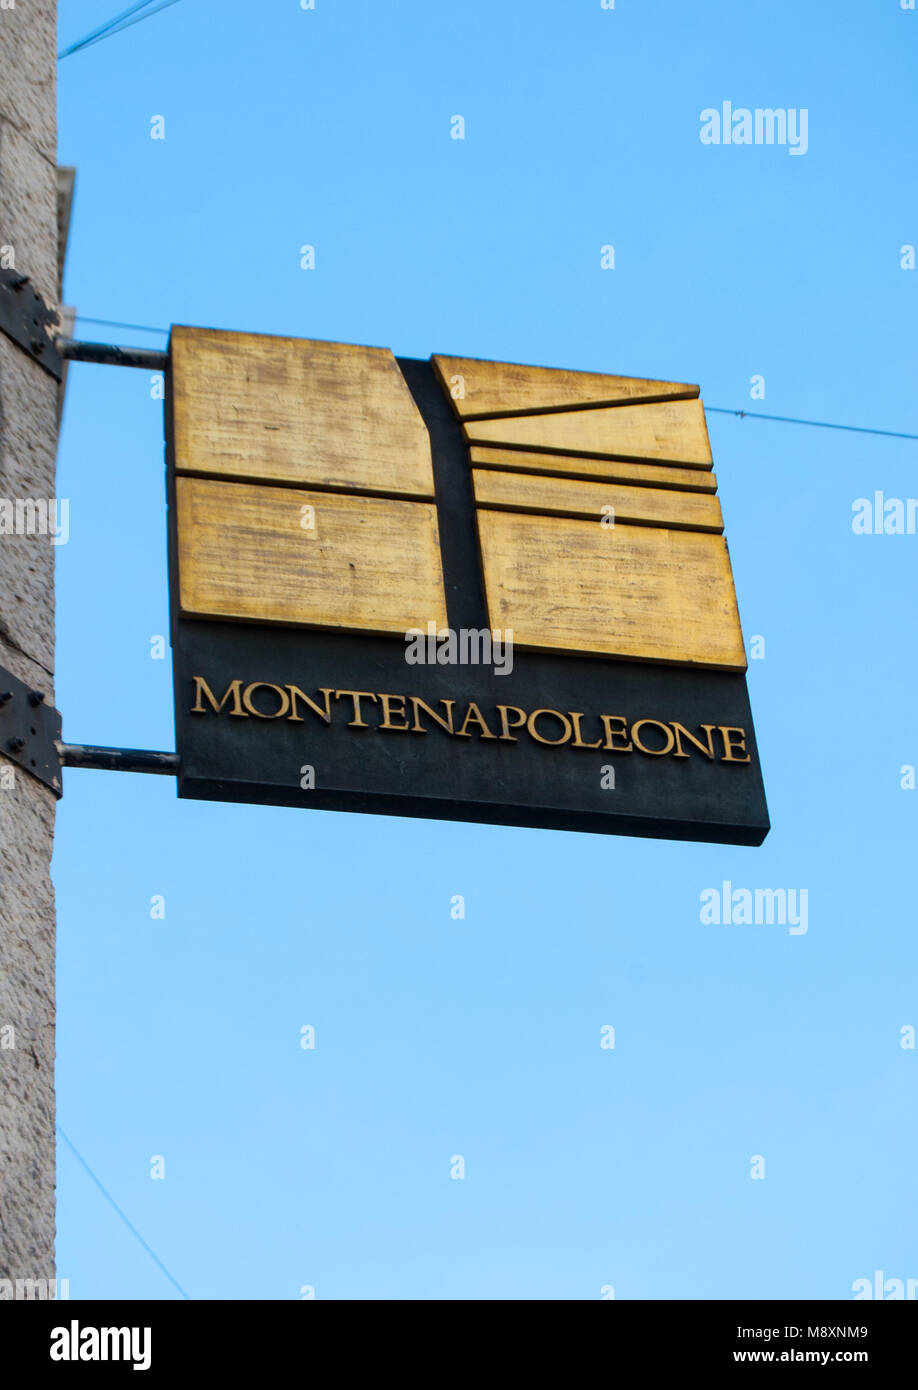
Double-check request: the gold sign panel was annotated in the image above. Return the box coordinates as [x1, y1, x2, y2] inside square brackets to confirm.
[175, 476, 447, 635]
[171, 325, 436, 499]
[471, 468, 724, 533]
[169, 332, 743, 671]
[431, 354, 699, 417]
[170, 327, 448, 637]
[463, 398, 713, 467]
[428, 352, 742, 670]
[468, 445, 720, 493]
[477, 510, 746, 670]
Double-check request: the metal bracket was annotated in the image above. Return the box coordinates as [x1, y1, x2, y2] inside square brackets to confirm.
[0, 268, 63, 380]
[56, 336, 168, 371]
[0, 663, 62, 795]
[58, 743, 179, 776]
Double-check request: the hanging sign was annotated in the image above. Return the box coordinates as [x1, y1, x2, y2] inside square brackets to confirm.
[165, 326, 769, 844]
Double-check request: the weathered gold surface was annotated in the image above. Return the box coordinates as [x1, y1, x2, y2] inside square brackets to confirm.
[477, 509, 746, 670]
[170, 330, 744, 670]
[432, 354, 698, 418]
[171, 326, 436, 498]
[472, 468, 723, 533]
[176, 476, 447, 633]
[464, 399, 713, 467]
[468, 446, 719, 493]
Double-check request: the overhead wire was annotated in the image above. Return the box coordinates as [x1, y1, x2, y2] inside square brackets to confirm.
[705, 406, 918, 442]
[57, 1126, 190, 1300]
[68, 317, 918, 442]
[58, 0, 183, 60]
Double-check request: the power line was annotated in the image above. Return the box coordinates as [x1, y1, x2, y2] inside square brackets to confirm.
[57, 1125, 191, 1300]
[59, 0, 183, 60]
[706, 405, 918, 442]
[65, 321, 918, 442]
[75, 315, 170, 337]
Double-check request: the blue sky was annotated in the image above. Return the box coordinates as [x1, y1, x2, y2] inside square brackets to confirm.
[54, 0, 917, 1298]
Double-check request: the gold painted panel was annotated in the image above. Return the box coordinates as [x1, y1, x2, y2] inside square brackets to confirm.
[472, 468, 723, 533]
[171, 326, 436, 499]
[477, 509, 745, 670]
[176, 476, 447, 634]
[464, 399, 713, 467]
[432, 354, 698, 419]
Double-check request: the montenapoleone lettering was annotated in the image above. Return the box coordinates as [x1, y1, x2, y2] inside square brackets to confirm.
[190, 676, 750, 764]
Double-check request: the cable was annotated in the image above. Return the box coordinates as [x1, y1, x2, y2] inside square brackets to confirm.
[57, 1125, 191, 1300]
[59, 0, 183, 60]
[59, 0, 159, 58]
[64, 322, 918, 441]
[706, 405, 918, 442]
[75, 315, 170, 337]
